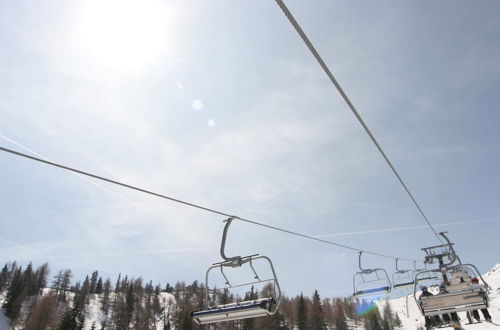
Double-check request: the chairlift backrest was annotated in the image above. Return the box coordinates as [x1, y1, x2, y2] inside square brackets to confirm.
[412, 261, 439, 282]
[449, 269, 471, 284]
[392, 259, 415, 289]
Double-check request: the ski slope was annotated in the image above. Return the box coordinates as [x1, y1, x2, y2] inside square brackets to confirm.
[378, 262, 500, 329]
[0, 310, 8, 330]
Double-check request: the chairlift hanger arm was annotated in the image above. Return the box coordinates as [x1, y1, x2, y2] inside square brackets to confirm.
[220, 216, 241, 263]
[439, 232, 458, 263]
[395, 258, 411, 273]
[358, 251, 368, 272]
[218, 217, 260, 268]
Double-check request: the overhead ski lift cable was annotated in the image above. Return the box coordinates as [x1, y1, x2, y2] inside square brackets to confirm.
[273, 0, 443, 244]
[0, 145, 417, 262]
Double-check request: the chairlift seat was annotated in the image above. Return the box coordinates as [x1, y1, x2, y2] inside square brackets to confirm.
[192, 297, 277, 324]
[393, 281, 415, 289]
[447, 282, 470, 292]
[419, 288, 488, 316]
[354, 286, 391, 297]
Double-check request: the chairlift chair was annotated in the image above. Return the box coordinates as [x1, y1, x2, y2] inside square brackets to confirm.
[192, 217, 281, 325]
[413, 261, 440, 282]
[414, 233, 491, 318]
[392, 259, 415, 289]
[353, 252, 392, 298]
[414, 264, 490, 317]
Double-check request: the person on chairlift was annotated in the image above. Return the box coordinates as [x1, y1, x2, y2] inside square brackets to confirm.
[468, 277, 492, 322]
[419, 286, 443, 328]
[438, 282, 460, 324]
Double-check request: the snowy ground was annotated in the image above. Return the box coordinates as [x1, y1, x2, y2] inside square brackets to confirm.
[0, 293, 9, 330]
[81, 292, 175, 330]
[0, 310, 8, 330]
[378, 262, 500, 329]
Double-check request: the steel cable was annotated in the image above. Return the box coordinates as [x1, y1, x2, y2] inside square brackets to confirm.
[0, 145, 417, 262]
[274, 0, 443, 243]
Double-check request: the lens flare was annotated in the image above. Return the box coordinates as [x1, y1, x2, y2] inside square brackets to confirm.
[356, 300, 377, 316]
[192, 99, 203, 111]
[355, 293, 388, 316]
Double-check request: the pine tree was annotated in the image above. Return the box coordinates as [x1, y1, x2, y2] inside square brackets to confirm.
[54, 269, 72, 301]
[0, 263, 9, 292]
[52, 269, 63, 296]
[34, 263, 50, 295]
[125, 282, 135, 325]
[242, 286, 257, 330]
[394, 312, 402, 327]
[333, 298, 348, 330]
[101, 278, 112, 315]
[383, 317, 391, 330]
[382, 299, 395, 330]
[95, 277, 103, 294]
[3, 266, 26, 321]
[8, 261, 18, 284]
[310, 290, 327, 330]
[115, 273, 121, 292]
[89, 270, 98, 294]
[23, 262, 35, 296]
[363, 305, 383, 330]
[297, 293, 308, 330]
[121, 275, 129, 294]
[74, 276, 90, 311]
[57, 307, 85, 330]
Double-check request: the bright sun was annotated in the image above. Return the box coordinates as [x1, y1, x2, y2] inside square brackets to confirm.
[76, 0, 170, 72]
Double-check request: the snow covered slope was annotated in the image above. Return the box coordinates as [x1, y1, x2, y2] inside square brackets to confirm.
[0, 294, 9, 330]
[81, 292, 175, 330]
[378, 262, 500, 329]
[0, 309, 8, 330]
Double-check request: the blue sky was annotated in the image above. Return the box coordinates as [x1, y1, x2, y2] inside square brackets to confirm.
[0, 0, 499, 298]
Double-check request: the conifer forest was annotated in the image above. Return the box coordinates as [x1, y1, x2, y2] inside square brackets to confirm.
[0, 261, 404, 329]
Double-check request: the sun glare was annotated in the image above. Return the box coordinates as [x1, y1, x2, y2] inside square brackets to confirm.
[76, 0, 170, 72]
